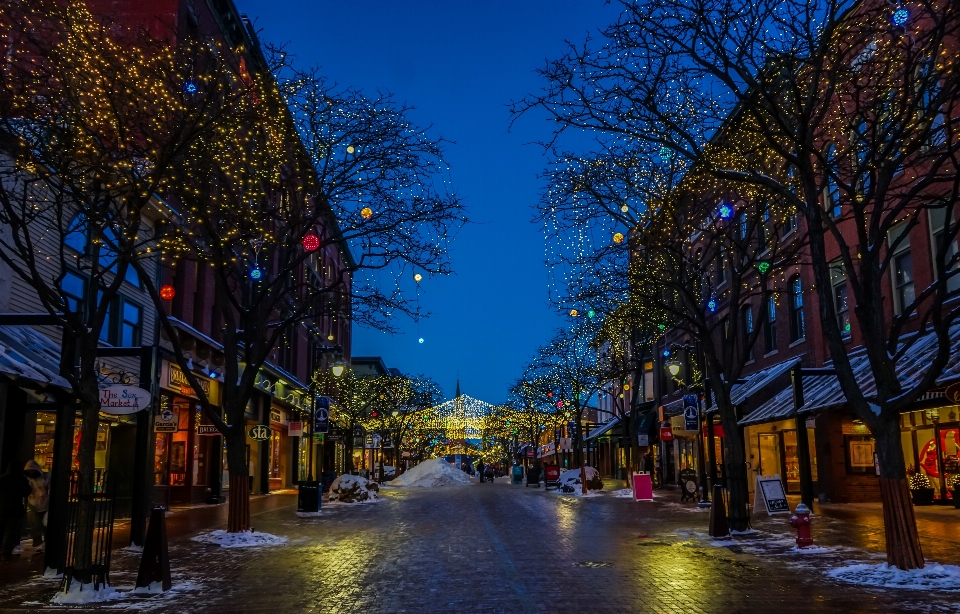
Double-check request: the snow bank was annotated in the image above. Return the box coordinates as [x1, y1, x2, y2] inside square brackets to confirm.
[389, 458, 472, 487]
[827, 562, 960, 591]
[612, 488, 634, 498]
[51, 583, 121, 604]
[557, 466, 603, 493]
[329, 474, 380, 502]
[191, 529, 288, 548]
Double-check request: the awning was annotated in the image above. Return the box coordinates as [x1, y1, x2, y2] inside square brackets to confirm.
[707, 357, 800, 414]
[585, 416, 621, 441]
[740, 323, 960, 426]
[0, 326, 70, 392]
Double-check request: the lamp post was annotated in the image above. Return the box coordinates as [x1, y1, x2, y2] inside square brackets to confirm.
[298, 345, 343, 513]
[665, 343, 711, 507]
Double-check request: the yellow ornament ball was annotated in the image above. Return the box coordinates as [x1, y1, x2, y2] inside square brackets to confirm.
[414, 273, 423, 283]
[570, 309, 579, 317]
[361, 207, 373, 219]
[346, 145, 356, 154]
[621, 204, 629, 213]
[613, 232, 624, 244]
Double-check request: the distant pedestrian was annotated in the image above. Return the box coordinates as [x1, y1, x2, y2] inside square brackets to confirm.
[484, 464, 494, 482]
[0, 459, 31, 561]
[643, 453, 654, 475]
[23, 460, 49, 551]
[476, 461, 485, 482]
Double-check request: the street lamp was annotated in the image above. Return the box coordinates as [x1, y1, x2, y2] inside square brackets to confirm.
[331, 360, 346, 377]
[663, 342, 711, 507]
[666, 358, 682, 377]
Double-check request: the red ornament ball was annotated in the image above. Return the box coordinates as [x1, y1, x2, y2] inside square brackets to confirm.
[159, 284, 175, 300]
[302, 233, 320, 252]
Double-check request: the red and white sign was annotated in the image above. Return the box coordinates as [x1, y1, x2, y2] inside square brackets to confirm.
[660, 426, 674, 441]
[288, 421, 303, 437]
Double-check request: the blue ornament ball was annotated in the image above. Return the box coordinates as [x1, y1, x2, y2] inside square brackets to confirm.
[250, 267, 262, 280]
[183, 80, 198, 95]
[892, 8, 909, 26]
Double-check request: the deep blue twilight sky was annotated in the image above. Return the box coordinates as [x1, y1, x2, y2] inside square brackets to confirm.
[236, 1, 621, 404]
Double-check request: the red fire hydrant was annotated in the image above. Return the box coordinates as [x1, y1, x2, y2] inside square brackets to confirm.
[790, 503, 813, 549]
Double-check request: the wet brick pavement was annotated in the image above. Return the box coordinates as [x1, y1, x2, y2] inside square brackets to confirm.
[0, 480, 957, 613]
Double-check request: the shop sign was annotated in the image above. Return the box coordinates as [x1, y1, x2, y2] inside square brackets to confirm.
[946, 382, 960, 403]
[659, 426, 674, 441]
[637, 434, 649, 446]
[753, 475, 790, 514]
[154, 405, 177, 433]
[288, 421, 302, 437]
[99, 385, 151, 414]
[197, 425, 220, 435]
[247, 424, 270, 442]
[314, 397, 330, 433]
[670, 415, 698, 435]
[168, 364, 210, 399]
[313, 433, 324, 443]
[683, 395, 699, 431]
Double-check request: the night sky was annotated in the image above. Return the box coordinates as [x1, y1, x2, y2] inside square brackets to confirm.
[235, 0, 621, 403]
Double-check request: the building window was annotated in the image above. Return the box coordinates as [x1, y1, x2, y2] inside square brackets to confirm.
[738, 211, 748, 241]
[824, 144, 841, 218]
[120, 300, 142, 347]
[789, 274, 805, 342]
[62, 271, 86, 314]
[844, 435, 876, 474]
[741, 305, 754, 361]
[929, 207, 960, 295]
[716, 245, 726, 285]
[889, 224, 914, 315]
[830, 260, 851, 337]
[764, 297, 778, 354]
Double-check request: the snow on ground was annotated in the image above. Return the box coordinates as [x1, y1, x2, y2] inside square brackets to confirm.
[191, 529, 288, 548]
[612, 488, 634, 498]
[555, 467, 603, 494]
[388, 458, 472, 487]
[328, 474, 380, 502]
[51, 583, 121, 604]
[827, 563, 960, 591]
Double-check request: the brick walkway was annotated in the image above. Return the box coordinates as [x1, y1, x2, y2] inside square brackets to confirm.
[0, 479, 956, 612]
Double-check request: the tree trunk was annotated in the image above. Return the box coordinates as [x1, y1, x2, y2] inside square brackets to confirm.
[71, 394, 100, 582]
[874, 415, 924, 569]
[226, 427, 250, 533]
[718, 411, 750, 531]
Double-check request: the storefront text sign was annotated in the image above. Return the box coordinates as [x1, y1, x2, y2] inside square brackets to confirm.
[197, 425, 220, 435]
[247, 425, 270, 442]
[168, 365, 210, 399]
[288, 421, 302, 437]
[99, 386, 151, 415]
[154, 415, 177, 433]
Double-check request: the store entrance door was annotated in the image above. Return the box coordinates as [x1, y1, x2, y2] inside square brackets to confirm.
[757, 433, 781, 480]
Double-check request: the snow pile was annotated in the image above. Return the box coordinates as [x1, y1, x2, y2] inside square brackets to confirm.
[827, 562, 960, 591]
[557, 466, 603, 493]
[51, 583, 121, 604]
[329, 474, 380, 502]
[389, 458, 472, 487]
[790, 545, 833, 554]
[612, 488, 635, 498]
[191, 529, 288, 548]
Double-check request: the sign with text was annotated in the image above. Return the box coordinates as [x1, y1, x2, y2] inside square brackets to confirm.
[197, 425, 220, 436]
[637, 434, 649, 447]
[683, 395, 699, 431]
[753, 475, 790, 514]
[167, 364, 210, 399]
[247, 424, 270, 442]
[632, 473, 653, 501]
[99, 386, 151, 415]
[154, 415, 177, 433]
[314, 397, 330, 433]
[288, 421, 303, 437]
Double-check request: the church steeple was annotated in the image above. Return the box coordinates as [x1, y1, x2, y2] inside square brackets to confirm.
[455, 379, 461, 398]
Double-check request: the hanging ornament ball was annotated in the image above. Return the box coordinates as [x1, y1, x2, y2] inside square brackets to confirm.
[250, 267, 262, 280]
[361, 207, 373, 219]
[658, 146, 673, 161]
[547, 391, 553, 397]
[418, 337, 424, 344]
[159, 284, 176, 300]
[302, 233, 320, 252]
[757, 261, 771, 274]
[621, 204, 629, 213]
[623, 383, 630, 391]
[346, 145, 356, 154]
[658, 324, 666, 330]
[718, 203, 734, 219]
[613, 232, 625, 244]
[414, 273, 423, 283]
[587, 309, 596, 319]
[556, 401, 564, 408]
[327, 334, 334, 341]
[570, 308, 579, 317]
[892, 7, 909, 25]
[183, 80, 197, 95]
[707, 298, 718, 312]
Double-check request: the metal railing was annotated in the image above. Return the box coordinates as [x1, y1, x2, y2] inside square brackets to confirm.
[59, 471, 116, 593]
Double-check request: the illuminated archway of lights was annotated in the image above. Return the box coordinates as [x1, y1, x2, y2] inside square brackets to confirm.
[418, 394, 494, 453]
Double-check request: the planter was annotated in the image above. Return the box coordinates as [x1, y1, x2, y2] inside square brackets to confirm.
[911, 487, 935, 506]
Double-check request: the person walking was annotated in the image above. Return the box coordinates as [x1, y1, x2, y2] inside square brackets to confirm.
[0, 459, 31, 561]
[476, 460, 485, 483]
[23, 460, 49, 552]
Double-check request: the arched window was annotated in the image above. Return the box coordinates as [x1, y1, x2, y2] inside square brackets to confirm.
[789, 275, 805, 342]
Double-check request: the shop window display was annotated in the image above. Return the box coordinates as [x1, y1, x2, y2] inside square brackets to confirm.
[33, 412, 57, 472]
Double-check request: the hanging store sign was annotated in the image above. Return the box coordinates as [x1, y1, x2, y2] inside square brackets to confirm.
[683, 395, 699, 431]
[314, 397, 330, 433]
[154, 398, 177, 433]
[288, 421, 303, 437]
[247, 424, 270, 442]
[197, 425, 220, 435]
[99, 386, 151, 415]
[659, 426, 674, 441]
[167, 364, 211, 399]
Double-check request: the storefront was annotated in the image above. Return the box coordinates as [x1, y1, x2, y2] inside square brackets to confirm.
[901, 407, 958, 503]
[153, 361, 222, 506]
[743, 418, 818, 495]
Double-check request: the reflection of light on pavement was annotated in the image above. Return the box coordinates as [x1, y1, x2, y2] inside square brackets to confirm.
[554, 498, 575, 531]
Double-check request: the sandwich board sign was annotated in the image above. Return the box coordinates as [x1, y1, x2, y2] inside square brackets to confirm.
[632, 472, 654, 501]
[753, 474, 790, 514]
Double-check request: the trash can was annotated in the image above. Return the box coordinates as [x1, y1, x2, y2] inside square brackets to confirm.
[526, 464, 542, 488]
[512, 465, 523, 484]
[298, 480, 320, 512]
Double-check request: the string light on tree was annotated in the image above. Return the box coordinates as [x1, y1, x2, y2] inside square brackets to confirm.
[569, 308, 579, 317]
[414, 273, 422, 283]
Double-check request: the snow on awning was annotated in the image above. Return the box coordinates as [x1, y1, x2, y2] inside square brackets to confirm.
[740, 324, 960, 426]
[585, 416, 621, 441]
[707, 357, 800, 415]
[0, 326, 70, 391]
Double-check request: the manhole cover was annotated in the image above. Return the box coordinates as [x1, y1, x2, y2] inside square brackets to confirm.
[576, 561, 611, 568]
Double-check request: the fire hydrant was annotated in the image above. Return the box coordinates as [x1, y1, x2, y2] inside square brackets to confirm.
[790, 503, 813, 549]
